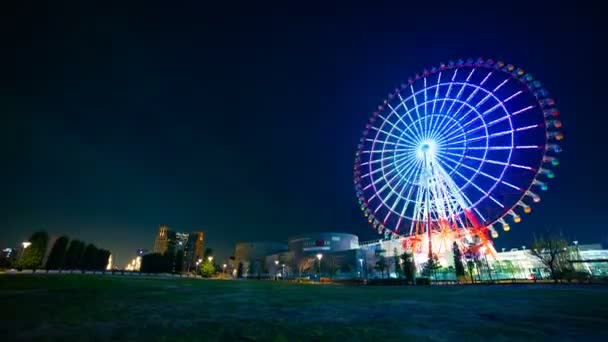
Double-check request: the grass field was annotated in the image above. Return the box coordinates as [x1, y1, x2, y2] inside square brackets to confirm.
[1, 275, 607, 341]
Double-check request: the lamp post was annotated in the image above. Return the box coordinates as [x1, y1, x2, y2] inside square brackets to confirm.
[274, 260, 279, 281]
[316, 253, 323, 279]
[19, 241, 31, 267]
[358, 258, 364, 279]
[222, 264, 227, 276]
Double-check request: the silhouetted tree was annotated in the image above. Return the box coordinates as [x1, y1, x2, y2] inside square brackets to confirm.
[400, 251, 416, 285]
[375, 256, 388, 278]
[529, 234, 570, 283]
[82, 244, 98, 270]
[45, 236, 70, 270]
[141, 253, 172, 273]
[20, 231, 49, 271]
[64, 240, 83, 269]
[95, 249, 111, 271]
[452, 242, 465, 279]
[421, 253, 441, 280]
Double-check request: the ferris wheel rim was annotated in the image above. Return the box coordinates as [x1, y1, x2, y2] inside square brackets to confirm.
[353, 58, 562, 238]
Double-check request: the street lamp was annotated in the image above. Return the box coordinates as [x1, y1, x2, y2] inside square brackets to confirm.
[20, 241, 32, 267]
[358, 258, 364, 279]
[208, 256, 213, 263]
[222, 264, 227, 276]
[316, 253, 323, 278]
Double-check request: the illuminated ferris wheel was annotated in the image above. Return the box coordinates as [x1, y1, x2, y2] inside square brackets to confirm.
[353, 58, 562, 255]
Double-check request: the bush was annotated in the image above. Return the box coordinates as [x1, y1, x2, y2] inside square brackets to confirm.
[367, 278, 409, 286]
[415, 277, 431, 286]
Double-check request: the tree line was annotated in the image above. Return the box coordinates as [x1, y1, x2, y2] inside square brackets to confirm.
[140, 248, 216, 276]
[17, 231, 111, 272]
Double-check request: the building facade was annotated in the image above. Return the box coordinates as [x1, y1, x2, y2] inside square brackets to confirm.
[234, 242, 288, 277]
[151, 225, 205, 271]
[233, 232, 608, 280]
[184, 231, 204, 271]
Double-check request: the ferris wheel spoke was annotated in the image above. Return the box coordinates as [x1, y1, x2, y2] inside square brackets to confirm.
[377, 113, 420, 146]
[383, 159, 422, 219]
[396, 93, 424, 139]
[365, 138, 414, 150]
[385, 104, 420, 142]
[450, 84, 481, 119]
[479, 71, 493, 86]
[395, 166, 422, 232]
[435, 157, 480, 204]
[443, 145, 540, 151]
[431, 72, 442, 114]
[369, 155, 421, 214]
[504, 90, 522, 102]
[423, 77, 428, 118]
[361, 149, 413, 167]
[362, 153, 412, 179]
[493, 78, 509, 92]
[439, 83, 454, 114]
[436, 89, 493, 142]
[362, 148, 409, 154]
[440, 153, 516, 197]
[370, 126, 417, 147]
[442, 150, 535, 174]
[410, 85, 425, 135]
[511, 105, 535, 116]
[448, 162, 504, 209]
[438, 85, 503, 140]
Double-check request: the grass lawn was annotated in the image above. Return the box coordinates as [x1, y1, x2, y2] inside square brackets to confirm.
[1, 275, 607, 341]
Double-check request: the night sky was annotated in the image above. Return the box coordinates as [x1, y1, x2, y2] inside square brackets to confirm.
[2, 3, 605, 266]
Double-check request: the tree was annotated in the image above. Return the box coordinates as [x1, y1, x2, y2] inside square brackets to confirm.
[529, 235, 569, 283]
[374, 256, 388, 278]
[465, 252, 482, 282]
[400, 251, 417, 285]
[421, 253, 441, 280]
[45, 236, 70, 270]
[200, 259, 215, 277]
[452, 242, 465, 279]
[20, 231, 50, 271]
[174, 250, 184, 273]
[64, 240, 84, 270]
[95, 249, 111, 271]
[82, 244, 98, 271]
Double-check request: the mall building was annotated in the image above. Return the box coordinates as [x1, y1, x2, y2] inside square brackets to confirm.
[233, 232, 608, 280]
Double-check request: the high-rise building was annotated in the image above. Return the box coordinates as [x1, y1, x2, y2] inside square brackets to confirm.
[152, 226, 204, 271]
[153, 225, 167, 254]
[184, 231, 204, 271]
[175, 232, 190, 250]
[153, 225, 176, 254]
